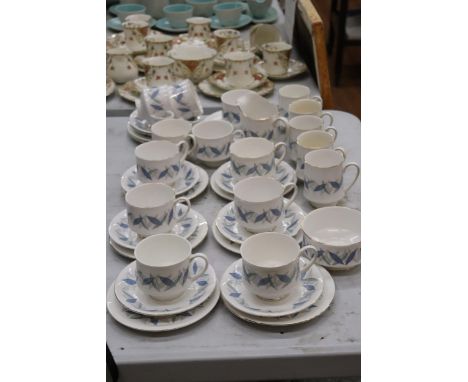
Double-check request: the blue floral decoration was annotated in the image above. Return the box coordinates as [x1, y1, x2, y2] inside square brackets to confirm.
[303, 177, 343, 194]
[302, 236, 361, 266]
[137, 164, 180, 182]
[223, 111, 241, 124]
[197, 143, 230, 158]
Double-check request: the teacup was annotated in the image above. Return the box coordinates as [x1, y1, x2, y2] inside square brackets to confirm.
[145, 33, 174, 57]
[229, 137, 286, 182]
[143, 56, 175, 87]
[187, 17, 212, 40]
[247, 0, 272, 19]
[240, 232, 318, 300]
[303, 149, 360, 207]
[238, 93, 289, 141]
[135, 234, 209, 300]
[249, 23, 281, 52]
[278, 84, 319, 117]
[151, 118, 193, 147]
[122, 20, 150, 53]
[288, 98, 334, 126]
[163, 3, 193, 28]
[224, 51, 256, 88]
[189, 120, 244, 164]
[187, 0, 217, 17]
[286, 115, 337, 161]
[221, 89, 257, 126]
[214, 29, 244, 55]
[301, 206, 361, 268]
[135, 140, 189, 185]
[134, 98, 174, 132]
[261, 41, 292, 76]
[234, 176, 297, 233]
[296, 130, 340, 180]
[126, 183, 191, 237]
[115, 3, 146, 22]
[214, 1, 243, 27]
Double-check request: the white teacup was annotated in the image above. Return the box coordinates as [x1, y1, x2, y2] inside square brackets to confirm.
[122, 20, 150, 53]
[221, 89, 257, 126]
[145, 33, 174, 57]
[303, 149, 360, 207]
[187, 16, 212, 40]
[135, 234, 208, 300]
[240, 232, 318, 300]
[126, 183, 191, 237]
[296, 130, 340, 180]
[229, 137, 286, 182]
[278, 84, 320, 117]
[190, 120, 244, 164]
[286, 115, 337, 161]
[214, 28, 244, 56]
[135, 140, 189, 185]
[143, 56, 175, 87]
[288, 98, 334, 126]
[151, 118, 193, 147]
[213, 1, 243, 27]
[234, 176, 297, 233]
[261, 41, 292, 76]
[224, 51, 256, 88]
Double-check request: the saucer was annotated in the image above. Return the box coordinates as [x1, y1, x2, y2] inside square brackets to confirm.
[262, 59, 308, 80]
[251, 7, 278, 24]
[210, 171, 234, 201]
[106, 78, 115, 97]
[115, 261, 217, 316]
[110, 214, 209, 259]
[211, 14, 252, 30]
[215, 201, 305, 244]
[121, 161, 200, 196]
[214, 161, 297, 195]
[118, 80, 140, 103]
[211, 222, 241, 254]
[107, 17, 157, 32]
[108, 205, 199, 250]
[107, 282, 220, 332]
[197, 78, 274, 99]
[128, 109, 174, 136]
[221, 259, 323, 318]
[208, 71, 268, 91]
[127, 123, 150, 143]
[155, 18, 189, 33]
[223, 265, 335, 326]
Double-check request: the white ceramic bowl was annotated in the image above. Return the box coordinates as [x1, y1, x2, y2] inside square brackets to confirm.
[168, 42, 217, 83]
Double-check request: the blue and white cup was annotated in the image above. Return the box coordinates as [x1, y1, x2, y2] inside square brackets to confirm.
[234, 176, 298, 233]
[151, 118, 193, 148]
[221, 89, 257, 127]
[135, 140, 189, 186]
[163, 3, 193, 28]
[241, 232, 318, 300]
[213, 1, 243, 27]
[229, 137, 286, 183]
[301, 207, 361, 268]
[126, 183, 191, 237]
[189, 120, 244, 165]
[135, 234, 208, 300]
[303, 149, 360, 207]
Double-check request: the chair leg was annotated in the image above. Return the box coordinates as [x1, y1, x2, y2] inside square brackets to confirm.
[327, 0, 337, 55]
[334, 0, 348, 86]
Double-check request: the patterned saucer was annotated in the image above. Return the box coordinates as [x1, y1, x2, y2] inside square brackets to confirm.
[121, 161, 200, 196]
[211, 14, 252, 30]
[118, 80, 140, 103]
[215, 201, 305, 244]
[210, 172, 234, 201]
[213, 161, 297, 195]
[115, 260, 217, 316]
[223, 266, 335, 326]
[221, 259, 323, 318]
[127, 123, 150, 143]
[261, 59, 308, 80]
[106, 78, 115, 97]
[155, 18, 189, 33]
[128, 110, 175, 136]
[197, 78, 274, 99]
[108, 205, 199, 250]
[208, 70, 268, 91]
[211, 222, 241, 254]
[250, 7, 278, 24]
[107, 282, 220, 332]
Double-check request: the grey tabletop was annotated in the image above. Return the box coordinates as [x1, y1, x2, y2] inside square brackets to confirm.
[106, 0, 320, 117]
[106, 109, 361, 382]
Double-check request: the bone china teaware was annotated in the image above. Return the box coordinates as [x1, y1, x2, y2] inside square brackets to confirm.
[288, 98, 334, 126]
[107, 47, 139, 84]
[151, 118, 193, 145]
[261, 41, 292, 76]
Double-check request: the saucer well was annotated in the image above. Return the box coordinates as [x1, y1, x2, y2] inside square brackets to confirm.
[210, 171, 234, 201]
[221, 259, 323, 318]
[127, 123, 150, 143]
[121, 161, 200, 196]
[211, 222, 241, 254]
[197, 78, 274, 99]
[107, 282, 220, 332]
[250, 7, 278, 24]
[207, 70, 268, 91]
[128, 110, 174, 136]
[262, 59, 308, 80]
[211, 14, 252, 30]
[223, 265, 335, 326]
[109, 205, 199, 250]
[215, 200, 305, 244]
[115, 261, 217, 316]
[155, 18, 189, 33]
[107, 17, 157, 32]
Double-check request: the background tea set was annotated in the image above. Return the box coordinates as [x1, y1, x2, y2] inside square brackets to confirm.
[107, 1, 361, 333]
[106, 0, 307, 102]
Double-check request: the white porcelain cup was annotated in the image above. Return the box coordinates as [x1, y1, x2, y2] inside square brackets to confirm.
[214, 28, 244, 56]
[229, 137, 286, 182]
[190, 120, 244, 163]
[214, 1, 243, 27]
[296, 130, 340, 180]
[224, 51, 256, 88]
[286, 115, 337, 161]
[135, 234, 208, 300]
[234, 176, 297, 233]
[151, 118, 193, 149]
[187, 16, 212, 40]
[240, 232, 318, 300]
[145, 33, 174, 57]
[303, 149, 360, 207]
[122, 20, 150, 53]
[301, 206, 361, 268]
[135, 140, 189, 185]
[221, 89, 257, 126]
[288, 98, 334, 126]
[278, 84, 321, 117]
[261, 41, 292, 76]
[143, 56, 175, 87]
[126, 183, 191, 237]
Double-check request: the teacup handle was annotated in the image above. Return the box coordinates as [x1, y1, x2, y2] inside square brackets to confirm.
[298, 245, 319, 274]
[232, 129, 245, 141]
[173, 197, 191, 222]
[177, 140, 189, 162]
[311, 95, 323, 103]
[273, 116, 289, 137]
[187, 134, 197, 153]
[282, 182, 298, 210]
[334, 147, 346, 160]
[320, 112, 334, 126]
[274, 142, 287, 165]
[325, 126, 338, 142]
[188, 253, 209, 281]
[342, 162, 361, 194]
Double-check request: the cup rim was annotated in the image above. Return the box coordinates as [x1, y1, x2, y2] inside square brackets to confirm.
[289, 115, 323, 131]
[151, 118, 192, 137]
[304, 148, 344, 169]
[214, 2, 244, 11]
[221, 89, 257, 107]
[135, 140, 179, 161]
[192, 120, 234, 140]
[234, 176, 283, 204]
[163, 3, 194, 13]
[125, 183, 175, 208]
[261, 41, 292, 53]
[297, 130, 334, 150]
[135, 234, 192, 268]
